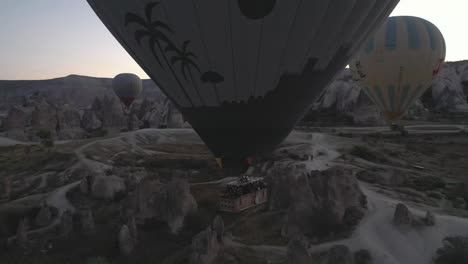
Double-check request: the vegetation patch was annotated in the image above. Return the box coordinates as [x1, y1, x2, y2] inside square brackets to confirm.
[434, 236, 468, 264]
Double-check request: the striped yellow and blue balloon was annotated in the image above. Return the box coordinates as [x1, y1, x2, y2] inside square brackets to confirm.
[350, 16, 446, 122]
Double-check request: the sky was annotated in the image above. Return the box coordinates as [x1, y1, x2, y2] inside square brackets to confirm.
[0, 0, 467, 80]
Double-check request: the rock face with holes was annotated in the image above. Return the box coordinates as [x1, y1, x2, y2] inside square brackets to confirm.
[311, 61, 468, 123]
[286, 236, 312, 264]
[56, 103, 85, 139]
[393, 203, 413, 227]
[113, 167, 148, 191]
[78, 207, 96, 235]
[141, 100, 168, 128]
[4, 106, 32, 140]
[127, 216, 138, 245]
[81, 109, 102, 131]
[59, 210, 73, 237]
[267, 162, 366, 240]
[189, 216, 225, 264]
[131, 177, 197, 233]
[424, 211, 436, 226]
[354, 249, 373, 264]
[118, 225, 134, 256]
[34, 202, 53, 228]
[431, 63, 468, 112]
[16, 218, 29, 248]
[189, 226, 220, 264]
[212, 215, 224, 243]
[326, 245, 353, 264]
[30, 97, 58, 139]
[91, 175, 126, 201]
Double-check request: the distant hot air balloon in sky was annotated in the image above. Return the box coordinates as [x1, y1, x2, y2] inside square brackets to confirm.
[350, 16, 446, 123]
[112, 73, 143, 107]
[87, 0, 399, 169]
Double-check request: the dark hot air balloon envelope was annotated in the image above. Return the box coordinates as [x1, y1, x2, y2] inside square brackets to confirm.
[87, 0, 400, 169]
[112, 73, 143, 107]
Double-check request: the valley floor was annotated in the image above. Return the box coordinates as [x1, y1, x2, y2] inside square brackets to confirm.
[0, 126, 467, 264]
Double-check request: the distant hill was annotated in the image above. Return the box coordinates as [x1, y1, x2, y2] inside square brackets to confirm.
[0, 75, 164, 109]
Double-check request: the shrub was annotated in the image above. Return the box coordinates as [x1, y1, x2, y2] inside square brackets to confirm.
[36, 129, 54, 149]
[434, 236, 468, 264]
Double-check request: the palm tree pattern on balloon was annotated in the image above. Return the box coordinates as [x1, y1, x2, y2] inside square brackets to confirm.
[125, 1, 224, 106]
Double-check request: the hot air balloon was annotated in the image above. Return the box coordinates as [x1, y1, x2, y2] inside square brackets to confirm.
[350, 16, 446, 123]
[87, 0, 399, 170]
[112, 73, 143, 107]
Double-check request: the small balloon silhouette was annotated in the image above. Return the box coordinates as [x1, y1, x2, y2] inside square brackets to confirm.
[201, 71, 225, 84]
[238, 0, 276, 20]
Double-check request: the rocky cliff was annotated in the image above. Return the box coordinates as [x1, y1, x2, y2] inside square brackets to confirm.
[311, 61, 468, 125]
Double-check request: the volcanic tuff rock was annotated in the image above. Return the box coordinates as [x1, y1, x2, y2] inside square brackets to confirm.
[4, 106, 32, 140]
[34, 202, 53, 228]
[0, 75, 165, 108]
[286, 236, 313, 264]
[431, 63, 468, 112]
[131, 177, 197, 233]
[212, 215, 224, 243]
[78, 206, 96, 235]
[59, 210, 73, 237]
[354, 249, 373, 264]
[424, 211, 436, 226]
[267, 163, 366, 239]
[189, 216, 226, 264]
[113, 166, 148, 191]
[118, 225, 134, 256]
[141, 100, 169, 128]
[99, 96, 127, 128]
[16, 218, 29, 248]
[56, 104, 85, 139]
[189, 226, 220, 264]
[127, 216, 138, 245]
[393, 203, 413, 227]
[326, 245, 353, 264]
[30, 97, 58, 138]
[312, 61, 468, 123]
[91, 175, 126, 201]
[81, 110, 103, 131]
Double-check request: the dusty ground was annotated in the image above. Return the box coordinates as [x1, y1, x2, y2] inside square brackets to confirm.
[0, 127, 466, 263]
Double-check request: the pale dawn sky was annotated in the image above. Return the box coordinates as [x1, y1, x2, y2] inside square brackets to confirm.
[0, 0, 466, 80]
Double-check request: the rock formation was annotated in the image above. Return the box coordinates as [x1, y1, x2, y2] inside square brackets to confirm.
[354, 249, 373, 264]
[189, 226, 220, 264]
[81, 109, 103, 132]
[393, 203, 413, 227]
[56, 104, 85, 139]
[424, 211, 436, 226]
[127, 216, 138, 245]
[268, 163, 366, 239]
[91, 175, 126, 201]
[431, 64, 468, 112]
[131, 177, 197, 234]
[59, 210, 74, 237]
[326, 245, 353, 264]
[212, 215, 224, 243]
[118, 225, 134, 256]
[79, 206, 96, 235]
[286, 236, 312, 264]
[34, 201, 53, 227]
[16, 218, 29, 248]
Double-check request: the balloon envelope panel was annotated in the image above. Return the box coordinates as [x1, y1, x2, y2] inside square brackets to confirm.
[87, 0, 399, 158]
[350, 16, 446, 122]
